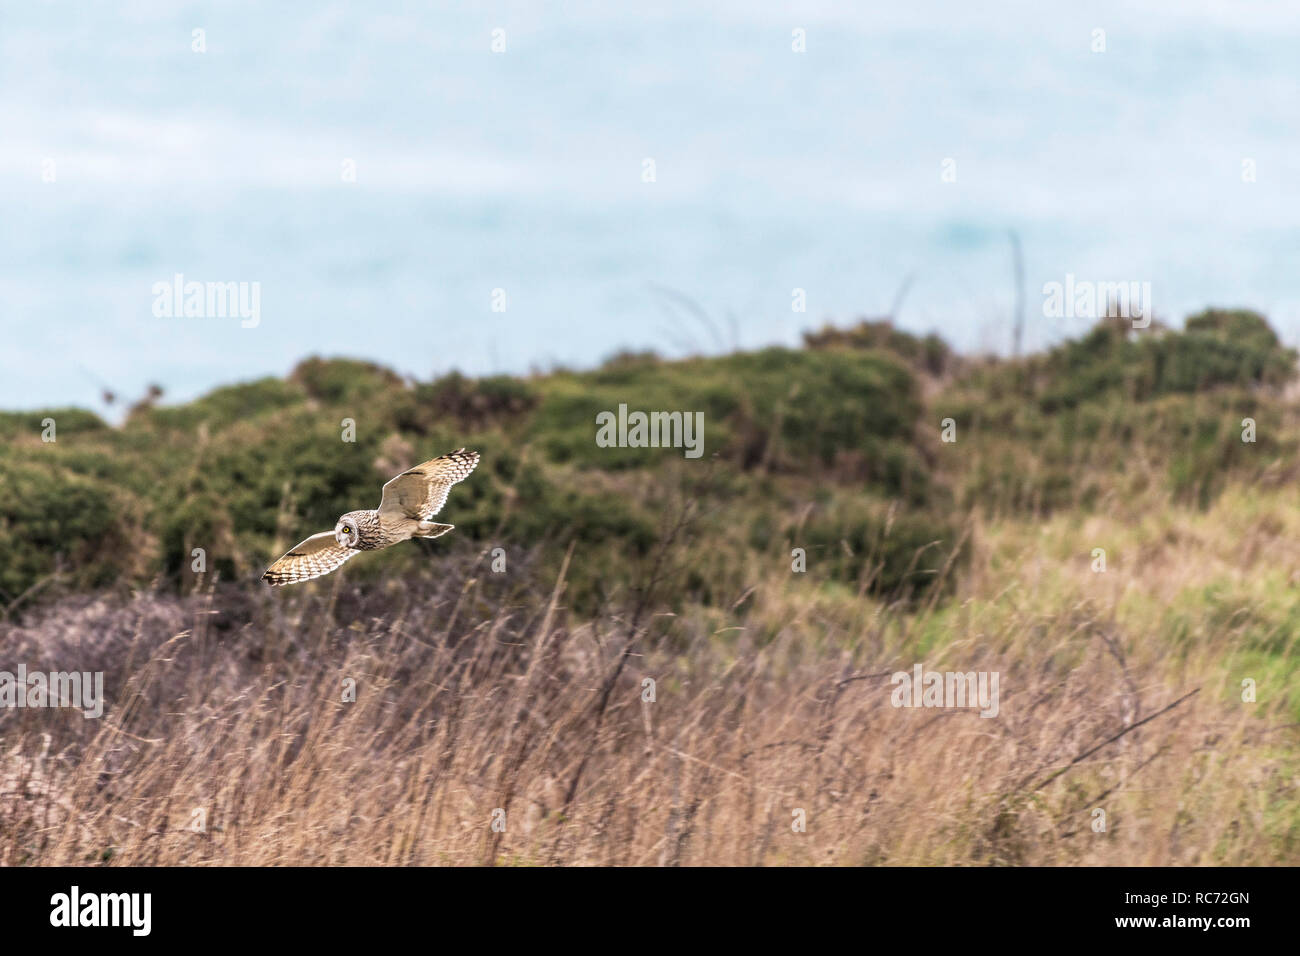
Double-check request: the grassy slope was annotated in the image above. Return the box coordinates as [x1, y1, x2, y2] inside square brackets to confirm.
[0, 310, 1297, 865]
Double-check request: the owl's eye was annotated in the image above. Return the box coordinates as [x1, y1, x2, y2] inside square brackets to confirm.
[343, 526, 352, 534]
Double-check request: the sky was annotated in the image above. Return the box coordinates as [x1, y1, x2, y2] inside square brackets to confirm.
[2, 0, 1298, 413]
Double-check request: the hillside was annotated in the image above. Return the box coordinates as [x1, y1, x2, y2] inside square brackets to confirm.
[1, 308, 1297, 865]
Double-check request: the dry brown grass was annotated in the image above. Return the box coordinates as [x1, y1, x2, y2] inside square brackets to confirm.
[1, 483, 1297, 866]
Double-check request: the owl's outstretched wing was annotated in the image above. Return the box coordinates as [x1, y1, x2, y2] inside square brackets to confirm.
[262, 531, 358, 586]
[378, 448, 479, 521]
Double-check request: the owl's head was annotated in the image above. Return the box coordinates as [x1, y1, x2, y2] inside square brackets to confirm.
[335, 513, 363, 548]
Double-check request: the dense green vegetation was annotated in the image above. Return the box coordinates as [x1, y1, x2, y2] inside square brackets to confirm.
[940, 309, 1299, 513]
[1, 308, 1294, 615]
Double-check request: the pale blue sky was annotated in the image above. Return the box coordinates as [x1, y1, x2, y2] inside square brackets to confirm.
[2, 0, 1298, 412]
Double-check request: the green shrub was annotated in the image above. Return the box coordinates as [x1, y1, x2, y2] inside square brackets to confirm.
[800, 499, 968, 599]
[0, 408, 107, 440]
[0, 460, 135, 600]
[290, 356, 405, 404]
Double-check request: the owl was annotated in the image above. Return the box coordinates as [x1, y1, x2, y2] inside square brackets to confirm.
[262, 448, 480, 586]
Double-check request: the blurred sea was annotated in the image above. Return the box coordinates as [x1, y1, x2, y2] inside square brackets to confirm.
[2, 0, 1298, 413]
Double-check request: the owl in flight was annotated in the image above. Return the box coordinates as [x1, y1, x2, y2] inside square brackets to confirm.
[262, 448, 480, 586]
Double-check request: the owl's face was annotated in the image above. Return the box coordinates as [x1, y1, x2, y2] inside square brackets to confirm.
[335, 515, 361, 548]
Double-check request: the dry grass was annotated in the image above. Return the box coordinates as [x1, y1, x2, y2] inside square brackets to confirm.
[1, 483, 1297, 867]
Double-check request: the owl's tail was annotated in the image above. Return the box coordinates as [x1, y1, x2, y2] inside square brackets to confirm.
[415, 522, 455, 539]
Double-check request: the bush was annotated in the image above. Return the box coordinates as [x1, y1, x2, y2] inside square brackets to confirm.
[532, 346, 930, 501]
[0, 460, 137, 600]
[804, 318, 953, 376]
[800, 499, 968, 599]
[0, 408, 106, 441]
[290, 356, 405, 404]
[942, 310, 1298, 515]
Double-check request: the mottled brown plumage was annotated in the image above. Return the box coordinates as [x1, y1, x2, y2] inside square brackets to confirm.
[262, 448, 479, 586]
